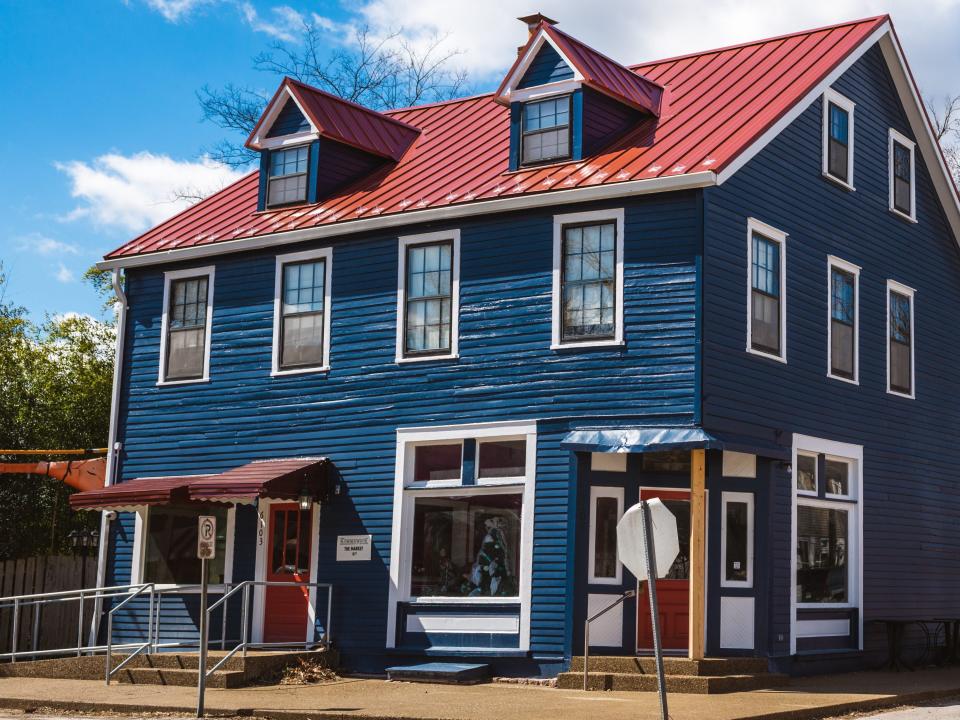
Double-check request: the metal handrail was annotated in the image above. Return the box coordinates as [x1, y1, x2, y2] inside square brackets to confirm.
[105, 583, 155, 684]
[583, 589, 636, 691]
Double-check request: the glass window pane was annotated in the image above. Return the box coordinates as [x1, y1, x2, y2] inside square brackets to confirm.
[410, 493, 522, 597]
[825, 460, 849, 496]
[751, 290, 780, 354]
[831, 319, 855, 378]
[167, 327, 206, 380]
[413, 443, 462, 482]
[561, 223, 617, 341]
[889, 291, 912, 393]
[724, 500, 749, 583]
[144, 506, 227, 584]
[796, 506, 848, 603]
[477, 440, 527, 478]
[404, 241, 453, 355]
[797, 454, 817, 492]
[593, 496, 619, 579]
[281, 312, 324, 368]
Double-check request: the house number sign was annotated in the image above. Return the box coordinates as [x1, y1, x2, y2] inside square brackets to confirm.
[336, 534, 372, 561]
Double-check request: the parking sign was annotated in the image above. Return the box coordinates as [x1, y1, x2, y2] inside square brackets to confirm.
[197, 515, 217, 560]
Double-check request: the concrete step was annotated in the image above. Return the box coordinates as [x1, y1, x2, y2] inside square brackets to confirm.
[568, 656, 770, 676]
[556, 670, 789, 693]
[117, 667, 246, 689]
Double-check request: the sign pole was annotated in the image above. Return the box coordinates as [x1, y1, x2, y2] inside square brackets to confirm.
[640, 501, 668, 720]
[195, 515, 216, 719]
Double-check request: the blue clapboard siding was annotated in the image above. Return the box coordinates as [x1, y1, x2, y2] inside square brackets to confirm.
[266, 99, 311, 137]
[111, 193, 700, 671]
[517, 43, 574, 88]
[702, 44, 960, 670]
[581, 88, 642, 157]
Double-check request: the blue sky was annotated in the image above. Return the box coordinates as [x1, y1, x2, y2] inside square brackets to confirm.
[2, 0, 958, 323]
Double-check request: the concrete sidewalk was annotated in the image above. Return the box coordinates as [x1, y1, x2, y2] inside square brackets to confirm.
[0, 668, 959, 720]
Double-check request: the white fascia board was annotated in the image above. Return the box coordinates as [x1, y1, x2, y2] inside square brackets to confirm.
[97, 171, 717, 271]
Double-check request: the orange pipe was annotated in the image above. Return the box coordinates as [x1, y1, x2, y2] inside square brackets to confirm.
[0, 458, 106, 493]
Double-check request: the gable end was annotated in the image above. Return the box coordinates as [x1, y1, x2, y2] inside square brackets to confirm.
[517, 42, 574, 88]
[266, 99, 311, 138]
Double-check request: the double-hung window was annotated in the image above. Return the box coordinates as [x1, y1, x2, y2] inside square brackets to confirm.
[552, 209, 625, 348]
[159, 267, 214, 384]
[887, 280, 915, 398]
[396, 231, 460, 361]
[267, 146, 309, 207]
[828, 257, 859, 383]
[747, 219, 786, 361]
[822, 89, 855, 189]
[272, 248, 332, 374]
[889, 129, 916, 221]
[521, 96, 571, 165]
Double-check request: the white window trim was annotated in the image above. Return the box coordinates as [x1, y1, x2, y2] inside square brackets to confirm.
[551, 208, 626, 349]
[795, 451, 819, 498]
[475, 435, 531, 486]
[271, 247, 333, 376]
[823, 454, 856, 501]
[821, 88, 856, 191]
[886, 278, 917, 399]
[790, 434, 863, 655]
[888, 128, 917, 223]
[498, 31, 584, 105]
[588, 486, 624, 585]
[745, 218, 788, 363]
[402, 438, 464, 490]
[720, 491, 754, 589]
[826, 256, 861, 385]
[387, 420, 536, 651]
[395, 230, 461, 363]
[131, 505, 236, 593]
[157, 265, 215, 386]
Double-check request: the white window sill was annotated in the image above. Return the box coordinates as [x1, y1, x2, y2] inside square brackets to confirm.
[395, 353, 460, 364]
[827, 372, 859, 386]
[156, 377, 210, 387]
[720, 581, 753, 590]
[886, 388, 916, 400]
[796, 602, 856, 611]
[796, 490, 819, 498]
[889, 207, 918, 224]
[271, 366, 330, 377]
[746, 346, 786, 364]
[551, 339, 625, 351]
[822, 172, 855, 192]
[405, 596, 521, 605]
[587, 575, 623, 586]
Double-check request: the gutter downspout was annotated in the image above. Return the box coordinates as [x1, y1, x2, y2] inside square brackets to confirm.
[88, 269, 127, 647]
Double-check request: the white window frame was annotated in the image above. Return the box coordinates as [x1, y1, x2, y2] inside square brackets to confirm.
[796, 451, 819, 497]
[588, 486, 624, 585]
[790, 434, 863, 655]
[475, 436, 531, 486]
[271, 247, 333, 376]
[720, 491, 754, 589]
[395, 230, 461, 363]
[158, 265, 215, 386]
[386, 420, 536, 651]
[888, 128, 917, 223]
[886, 279, 916, 399]
[826, 256, 860, 385]
[131, 504, 236, 593]
[823, 454, 855, 501]
[551, 208, 625, 349]
[821, 88, 856, 191]
[745, 218, 787, 363]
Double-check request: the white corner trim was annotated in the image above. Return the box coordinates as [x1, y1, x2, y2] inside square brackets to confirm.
[886, 278, 917, 399]
[395, 230, 461, 363]
[826, 255, 861, 385]
[588, 486, 624, 585]
[271, 247, 333, 375]
[888, 127, 918, 223]
[499, 30, 584, 104]
[551, 208, 625, 348]
[745, 218, 787, 363]
[158, 265, 215, 385]
[821, 88, 856, 191]
[720, 491, 754, 589]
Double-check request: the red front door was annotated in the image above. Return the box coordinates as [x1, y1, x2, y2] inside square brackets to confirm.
[636, 489, 691, 652]
[263, 503, 313, 643]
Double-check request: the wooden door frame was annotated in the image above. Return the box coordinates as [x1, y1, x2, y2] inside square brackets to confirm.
[251, 498, 322, 644]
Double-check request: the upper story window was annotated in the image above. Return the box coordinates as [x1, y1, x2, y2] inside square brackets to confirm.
[551, 209, 625, 349]
[889, 129, 916, 222]
[522, 96, 571, 165]
[272, 248, 332, 375]
[887, 280, 916, 398]
[159, 266, 214, 385]
[828, 257, 860, 384]
[267, 146, 309, 208]
[396, 231, 460, 362]
[822, 89, 855, 190]
[746, 219, 787, 362]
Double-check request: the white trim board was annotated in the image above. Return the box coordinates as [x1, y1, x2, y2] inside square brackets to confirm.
[271, 247, 333, 376]
[498, 29, 585, 105]
[821, 88, 856, 191]
[886, 278, 916, 399]
[588, 486, 624, 585]
[157, 265, 215, 386]
[720, 491, 754, 589]
[826, 256, 861, 385]
[888, 127, 917, 223]
[745, 217, 788, 363]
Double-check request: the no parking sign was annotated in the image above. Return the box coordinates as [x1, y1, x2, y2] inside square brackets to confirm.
[197, 515, 217, 560]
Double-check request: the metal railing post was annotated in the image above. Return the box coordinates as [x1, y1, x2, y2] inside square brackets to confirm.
[104, 611, 113, 684]
[221, 585, 229, 651]
[581, 590, 635, 692]
[11, 599, 19, 664]
[146, 587, 155, 654]
[241, 583, 249, 657]
[31, 600, 41, 657]
[326, 585, 333, 646]
[77, 591, 85, 656]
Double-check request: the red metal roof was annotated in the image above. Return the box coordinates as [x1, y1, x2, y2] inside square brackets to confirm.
[247, 78, 421, 162]
[69, 475, 204, 510]
[106, 16, 888, 262]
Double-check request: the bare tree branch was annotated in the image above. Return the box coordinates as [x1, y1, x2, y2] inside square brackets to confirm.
[926, 94, 960, 185]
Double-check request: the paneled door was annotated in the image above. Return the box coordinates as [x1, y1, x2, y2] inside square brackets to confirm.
[636, 489, 691, 653]
[263, 503, 313, 643]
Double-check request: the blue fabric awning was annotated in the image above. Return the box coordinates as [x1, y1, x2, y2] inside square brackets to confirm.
[561, 427, 790, 460]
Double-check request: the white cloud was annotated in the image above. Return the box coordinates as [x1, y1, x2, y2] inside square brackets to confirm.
[15, 233, 80, 256]
[55, 263, 75, 284]
[141, 0, 214, 22]
[56, 152, 247, 234]
[239, 2, 305, 41]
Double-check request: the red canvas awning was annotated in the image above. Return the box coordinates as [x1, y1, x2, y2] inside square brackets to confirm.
[69, 457, 331, 511]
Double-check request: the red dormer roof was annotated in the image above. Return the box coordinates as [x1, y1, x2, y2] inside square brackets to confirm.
[246, 78, 421, 162]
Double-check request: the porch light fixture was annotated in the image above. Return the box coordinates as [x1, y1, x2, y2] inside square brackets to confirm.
[298, 488, 313, 511]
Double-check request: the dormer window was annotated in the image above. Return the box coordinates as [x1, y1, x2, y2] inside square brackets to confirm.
[522, 96, 571, 165]
[267, 146, 309, 208]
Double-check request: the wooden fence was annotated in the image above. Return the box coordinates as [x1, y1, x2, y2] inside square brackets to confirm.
[0, 555, 99, 655]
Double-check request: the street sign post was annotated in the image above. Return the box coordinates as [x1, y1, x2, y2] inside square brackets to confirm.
[196, 515, 216, 718]
[616, 499, 679, 720]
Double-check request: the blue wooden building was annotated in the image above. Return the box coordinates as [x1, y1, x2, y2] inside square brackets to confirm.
[73, 13, 960, 678]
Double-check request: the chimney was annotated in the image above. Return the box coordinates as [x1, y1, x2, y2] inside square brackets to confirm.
[516, 12, 557, 55]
